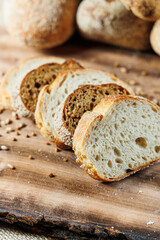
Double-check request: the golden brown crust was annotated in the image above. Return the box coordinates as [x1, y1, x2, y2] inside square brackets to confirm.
[73, 95, 160, 182]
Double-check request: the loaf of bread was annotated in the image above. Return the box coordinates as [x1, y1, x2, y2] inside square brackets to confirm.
[120, 0, 160, 21]
[20, 60, 83, 113]
[1, 56, 65, 117]
[150, 20, 160, 56]
[35, 69, 134, 146]
[73, 96, 160, 182]
[77, 0, 153, 50]
[54, 84, 131, 149]
[3, 0, 79, 49]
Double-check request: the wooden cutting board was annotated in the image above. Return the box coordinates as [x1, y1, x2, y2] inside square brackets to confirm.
[0, 27, 160, 240]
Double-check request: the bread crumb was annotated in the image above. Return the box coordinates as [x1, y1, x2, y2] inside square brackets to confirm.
[1, 145, 9, 151]
[138, 190, 143, 193]
[25, 134, 30, 138]
[129, 80, 137, 86]
[55, 147, 61, 152]
[46, 142, 51, 145]
[38, 148, 42, 152]
[0, 107, 5, 114]
[49, 173, 55, 178]
[152, 99, 158, 104]
[113, 62, 120, 68]
[120, 67, 127, 73]
[16, 131, 20, 136]
[12, 112, 19, 120]
[147, 221, 154, 225]
[5, 127, 14, 133]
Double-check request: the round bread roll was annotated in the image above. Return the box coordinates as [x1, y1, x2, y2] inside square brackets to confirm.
[77, 0, 153, 50]
[3, 0, 79, 49]
[150, 20, 160, 56]
[120, 0, 160, 21]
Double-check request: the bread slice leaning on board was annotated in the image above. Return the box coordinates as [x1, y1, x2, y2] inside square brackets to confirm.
[35, 69, 134, 146]
[73, 96, 160, 182]
[20, 59, 83, 113]
[1, 56, 65, 117]
[54, 84, 132, 149]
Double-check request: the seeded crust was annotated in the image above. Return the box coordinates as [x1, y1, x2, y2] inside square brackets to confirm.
[54, 84, 130, 149]
[0, 56, 65, 115]
[73, 96, 160, 182]
[20, 59, 83, 113]
[35, 69, 134, 146]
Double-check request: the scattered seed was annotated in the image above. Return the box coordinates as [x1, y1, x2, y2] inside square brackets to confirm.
[31, 132, 37, 137]
[63, 158, 68, 162]
[5, 127, 14, 133]
[141, 71, 147, 76]
[49, 173, 55, 178]
[25, 134, 30, 138]
[1, 145, 9, 151]
[16, 131, 20, 136]
[7, 164, 16, 170]
[113, 62, 120, 68]
[0, 107, 5, 114]
[129, 80, 136, 86]
[120, 67, 127, 73]
[12, 112, 19, 120]
[5, 119, 13, 125]
[28, 155, 34, 160]
[16, 123, 26, 130]
[46, 142, 51, 145]
[12, 138, 17, 142]
[152, 99, 158, 104]
[38, 148, 42, 152]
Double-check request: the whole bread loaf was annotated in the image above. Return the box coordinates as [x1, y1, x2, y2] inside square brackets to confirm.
[73, 96, 160, 182]
[77, 0, 153, 50]
[3, 0, 79, 49]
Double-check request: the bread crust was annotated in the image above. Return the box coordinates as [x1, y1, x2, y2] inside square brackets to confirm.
[0, 56, 65, 114]
[73, 95, 160, 182]
[3, 0, 79, 49]
[77, 0, 153, 50]
[54, 83, 133, 149]
[35, 69, 134, 147]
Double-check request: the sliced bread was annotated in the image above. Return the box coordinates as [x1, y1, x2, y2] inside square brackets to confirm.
[54, 84, 131, 149]
[73, 96, 160, 182]
[20, 59, 83, 113]
[1, 56, 65, 116]
[35, 69, 134, 145]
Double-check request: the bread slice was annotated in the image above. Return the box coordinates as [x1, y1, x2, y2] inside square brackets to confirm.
[73, 96, 160, 182]
[35, 69, 134, 145]
[54, 84, 131, 149]
[1, 56, 65, 117]
[20, 60, 83, 113]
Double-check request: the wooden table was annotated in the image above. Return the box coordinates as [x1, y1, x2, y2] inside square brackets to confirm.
[0, 27, 160, 240]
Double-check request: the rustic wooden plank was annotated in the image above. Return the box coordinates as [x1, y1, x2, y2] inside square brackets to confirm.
[0, 27, 160, 240]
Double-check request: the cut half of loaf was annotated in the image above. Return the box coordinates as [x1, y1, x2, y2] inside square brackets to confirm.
[1, 56, 65, 117]
[35, 69, 134, 145]
[54, 84, 131, 149]
[73, 96, 160, 182]
[20, 59, 83, 113]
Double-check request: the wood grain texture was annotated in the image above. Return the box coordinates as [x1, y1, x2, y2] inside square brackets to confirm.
[0, 27, 160, 240]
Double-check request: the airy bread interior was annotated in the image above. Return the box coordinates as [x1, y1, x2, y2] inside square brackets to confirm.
[20, 60, 83, 113]
[63, 84, 129, 135]
[74, 96, 160, 181]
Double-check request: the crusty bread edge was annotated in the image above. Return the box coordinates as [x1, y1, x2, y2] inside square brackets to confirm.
[54, 83, 132, 149]
[73, 95, 160, 182]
